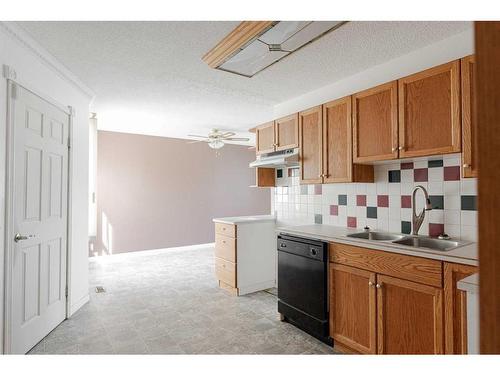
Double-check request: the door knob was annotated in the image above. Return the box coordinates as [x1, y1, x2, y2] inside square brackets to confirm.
[14, 233, 35, 243]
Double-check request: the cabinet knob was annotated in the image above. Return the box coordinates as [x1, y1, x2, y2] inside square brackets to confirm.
[463, 164, 470, 168]
[391, 147, 396, 152]
[376, 283, 382, 289]
[398, 146, 404, 151]
[368, 281, 374, 287]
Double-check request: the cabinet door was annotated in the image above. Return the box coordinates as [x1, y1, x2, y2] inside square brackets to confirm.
[444, 262, 478, 354]
[323, 97, 353, 183]
[330, 264, 377, 354]
[377, 275, 444, 354]
[299, 106, 323, 184]
[461, 55, 477, 178]
[275, 113, 299, 151]
[256, 121, 275, 155]
[398, 61, 461, 158]
[352, 81, 398, 162]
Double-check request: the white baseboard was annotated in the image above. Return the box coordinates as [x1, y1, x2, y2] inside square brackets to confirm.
[69, 293, 90, 316]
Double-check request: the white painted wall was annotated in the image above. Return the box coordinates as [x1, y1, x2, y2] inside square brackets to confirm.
[274, 29, 474, 118]
[0, 22, 93, 353]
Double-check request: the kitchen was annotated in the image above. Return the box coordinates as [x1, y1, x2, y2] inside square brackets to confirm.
[1, 2, 500, 372]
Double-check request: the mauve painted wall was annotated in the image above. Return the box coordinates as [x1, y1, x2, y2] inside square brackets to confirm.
[95, 131, 270, 255]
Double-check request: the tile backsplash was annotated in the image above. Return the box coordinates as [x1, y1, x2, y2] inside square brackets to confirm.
[271, 153, 478, 242]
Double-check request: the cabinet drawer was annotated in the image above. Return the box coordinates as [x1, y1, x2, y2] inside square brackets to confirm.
[215, 257, 236, 287]
[215, 222, 236, 238]
[330, 242, 443, 287]
[215, 234, 236, 262]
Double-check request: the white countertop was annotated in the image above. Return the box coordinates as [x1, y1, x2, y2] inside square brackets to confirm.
[276, 224, 478, 266]
[213, 215, 276, 225]
[457, 273, 479, 294]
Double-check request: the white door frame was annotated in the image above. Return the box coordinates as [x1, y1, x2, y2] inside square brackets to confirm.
[2, 66, 74, 354]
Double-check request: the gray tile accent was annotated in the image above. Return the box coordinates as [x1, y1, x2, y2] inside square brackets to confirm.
[338, 194, 347, 205]
[314, 214, 323, 224]
[461, 195, 477, 211]
[429, 195, 444, 210]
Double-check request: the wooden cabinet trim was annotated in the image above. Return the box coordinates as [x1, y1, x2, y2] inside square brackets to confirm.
[330, 263, 377, 354]
[376, 274, 444, 354]
[352, 81, 399, 162]
[461, 55, 477, 178]
[299, 105, 324, 184]
[215, 257, 236, 287]
[330, 242, 443, 287]
[398, 60, 461, 158]
[275, 113, 299, 151]
[215, 234, 236, 263]
[444, 262, 478, 354]
[255, 121, 275, 155]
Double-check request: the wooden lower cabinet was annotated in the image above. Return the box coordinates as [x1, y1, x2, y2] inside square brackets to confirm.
[376, 275, 444, 354]
[444, 262, 478, 354]
[329, 264, 377, 354]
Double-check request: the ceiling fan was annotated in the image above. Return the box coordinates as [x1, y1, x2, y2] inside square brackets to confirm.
[187, 129, 250, 149]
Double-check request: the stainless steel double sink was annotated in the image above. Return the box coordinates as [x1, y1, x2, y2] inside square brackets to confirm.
[346, 231, 464, 251]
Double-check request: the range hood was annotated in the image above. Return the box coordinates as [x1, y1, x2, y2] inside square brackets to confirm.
[249, 148, 299, 168]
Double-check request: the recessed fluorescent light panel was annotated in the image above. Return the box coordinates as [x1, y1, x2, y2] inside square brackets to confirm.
[216, 21, 346, 77]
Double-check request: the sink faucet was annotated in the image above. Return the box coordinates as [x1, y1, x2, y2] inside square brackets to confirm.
[412, 185, 433, 236]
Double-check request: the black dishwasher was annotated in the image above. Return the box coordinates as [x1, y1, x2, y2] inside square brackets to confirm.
[277, 234, 332, 345]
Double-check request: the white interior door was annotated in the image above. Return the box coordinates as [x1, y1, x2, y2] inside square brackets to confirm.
[10, 84, 69, 354]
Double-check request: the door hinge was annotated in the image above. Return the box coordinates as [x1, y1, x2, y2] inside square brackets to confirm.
[65, 286, 68, 298]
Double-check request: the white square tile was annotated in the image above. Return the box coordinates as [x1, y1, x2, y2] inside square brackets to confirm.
[367, 195, 377, 206]
[376, 182, 388, 195]
[356, 217, 367, 229]
[444, 181, 460, 196]
[444, 224, 461, 239]
[401, 183, 414, 195]
[401, 208, 412, 221]
[347, 206, 356, 217]
[428, 181, 444, 195]
[356, 206, 367, 218]
[443, 154, 461, 166]
[366, 218, 378, 229]
[461, 211, 478, 226]
[428, 167, 444, 182]
[388, 183, 401, 195]
[376, 219, 389, 232]
[461, 178, 477, 195]
[389, 195, 401, 209]
[428, 210, 444, 224]
[366, 183, 377, 195]
[378, 207, 389, 221]
[356, 184, 367, 194]
[445, 195, 460, 210]
[444, 209, 461, 225]
[389, 207, 401, 221]
[414, 160, 428, 169]
[401, 169, 413, 183]
[338, 205, 347, 218]
[389, 220, 401, 233]
[461, 225, 478, 242]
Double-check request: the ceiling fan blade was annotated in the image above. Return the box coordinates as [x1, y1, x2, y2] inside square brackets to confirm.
[187, 134, 209, 139]
[225, 137, 250, 141]
[220, 132, 236, 138]
[187, 140, 208, 144]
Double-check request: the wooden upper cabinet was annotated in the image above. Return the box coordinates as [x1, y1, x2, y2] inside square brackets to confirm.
[275, 113, 299, 151]
[299, 106, 323, 184]
[444, 262, 478, 354]
[461, 55, 477, 178]
[330, 263, 377, 354]
[352, 81, 399, 162]
[376, 275, 444, 354]
[323, 97, 353, 183]
[398, 61, 461, 158]
[255, 121, 275, 155]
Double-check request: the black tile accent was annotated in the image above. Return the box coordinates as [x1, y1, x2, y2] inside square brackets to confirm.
[429, 195, 444, 210]
[300, 185, 308, 195]
[401, 221, 412, 234]
[338, 194, 347, 205]
[367, 207, 378, 219]
[388, 170, 401, 183]
[276, 169, 283, 178]
[461, 195, 478, 211]
[314, 214, 323, 224]
[428, 159, 444, 168]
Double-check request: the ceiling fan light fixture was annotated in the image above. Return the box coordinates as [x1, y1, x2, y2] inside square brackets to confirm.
[208, 139, 224, 149]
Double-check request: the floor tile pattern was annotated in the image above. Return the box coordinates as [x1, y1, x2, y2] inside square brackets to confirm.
[28, 245, 335, 355]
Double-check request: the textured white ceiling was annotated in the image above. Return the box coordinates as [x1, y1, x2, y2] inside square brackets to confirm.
[17, 21, 472, 142]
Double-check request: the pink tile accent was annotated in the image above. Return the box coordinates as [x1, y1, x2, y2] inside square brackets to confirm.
[444, 166, 461, 181]
[401, 195, 412, 208]
[377, 195, 389, 207]
[314, 184, 322, 195]
[414, 168, 428, 182]
[429, 223, 445, 237]
[356, 195, 367, 206]
[347, 217, 357, 228]
[401, 162, 414, 170]
[330, 205, 338, 216]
